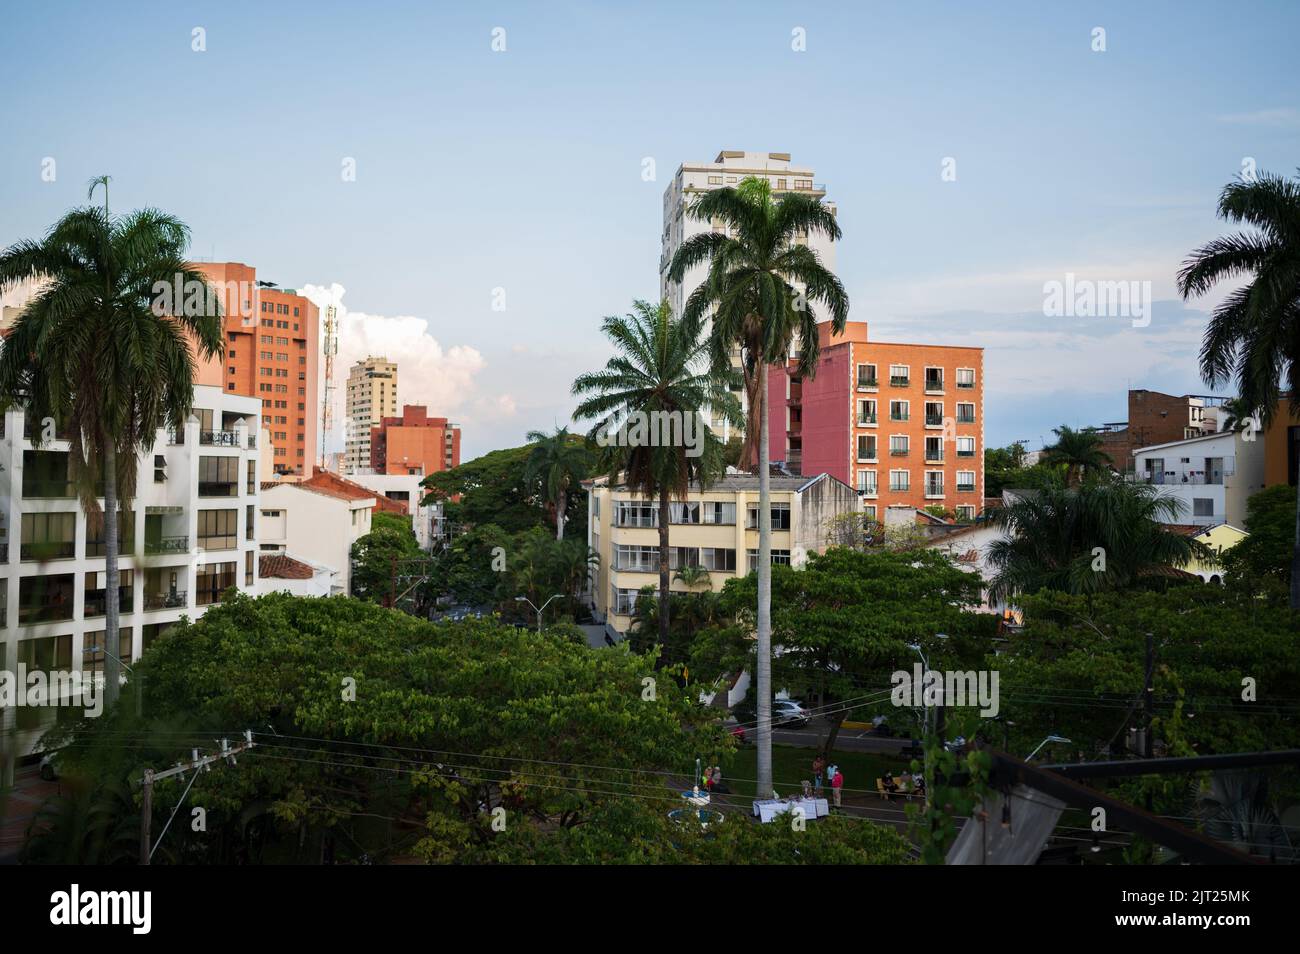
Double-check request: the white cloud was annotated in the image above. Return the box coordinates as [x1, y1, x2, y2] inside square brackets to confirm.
[298, 283, 485, 455]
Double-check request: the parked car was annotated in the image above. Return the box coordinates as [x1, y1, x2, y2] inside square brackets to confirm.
[39, 749, 64, 781]
[732, 698, 812, 729]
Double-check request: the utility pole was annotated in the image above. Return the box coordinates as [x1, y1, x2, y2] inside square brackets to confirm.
[1143, 632, 1154, 759]
[139, 732, 255, 865]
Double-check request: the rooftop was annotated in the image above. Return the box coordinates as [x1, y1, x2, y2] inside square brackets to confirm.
[259, 554, 316, 580]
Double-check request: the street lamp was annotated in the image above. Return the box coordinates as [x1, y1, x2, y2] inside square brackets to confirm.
[1025, 734, 1071, 761]
[515, 594, 564, 634]
[907, 634, 948, 808]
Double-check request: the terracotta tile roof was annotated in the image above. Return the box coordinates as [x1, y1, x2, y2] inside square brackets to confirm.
[259, 554, 315, 580]
[374, 494, 408, 516]
[1164, 524, 1204, 537]
[262, 468, 377, 503]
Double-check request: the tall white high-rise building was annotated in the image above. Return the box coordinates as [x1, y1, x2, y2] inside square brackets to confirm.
[343, 356, 397, 474]
[658, 151, 837, 441]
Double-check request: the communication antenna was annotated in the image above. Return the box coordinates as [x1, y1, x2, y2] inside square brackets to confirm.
[320, 302, 339, 469]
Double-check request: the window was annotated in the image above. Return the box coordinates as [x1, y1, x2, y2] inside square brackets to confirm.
[21, 512, 75, 560]
[84, 569, 134, 617]
[863, 505, 877, 522]
[746, 548, 792, 566]
[925, 436, 944, 462]
[154, 454, 167, 483]
[956, 368, 976, 389]
[247, 459, 257, 494]
[18, 574, 75, 625]
[957, 437, 976, 458]
[890, 470, 910, 492]
[925, 367, 944, 391]
[925, 402, 944, 427]
[857, 399, 877, 425]
[746, 502, 791, 530]
[611, 586, 640, 615]
[16, 633, 73, 672]
[925, 472, 945, 497]
[615, 501, 657, 527]
[245, 549, 255, 586]
[857, 434, 877, 461]
[699, 548, 737, 572]
[246, 504, 255, 541]
[197, 509, 238, 550]
[1193, 498, 1215, 517]
[22, 450, 73, 498]
[857, 470, 878, 495]
[671, 501, 735, 525]
[890, 400, 909, 422]
[198, 456, 239, 496]
[615, 544, 658, 572]
[857, 364, 877, 389]
[955, 505, 976, 522]
[196, 562, 236, 606]
[956, 403, 976, 424]
[889, 364, 910, 387]
[85, 510, 134, 557]
[957, 471, 976, 492]
[890, 435, 909, 457]
[82, 629, 133, 673]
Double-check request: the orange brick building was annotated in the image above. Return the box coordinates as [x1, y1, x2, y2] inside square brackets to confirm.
[195, 263, 320, 477]
[370, 405, 461, 476]
[769, 321, 985, 521]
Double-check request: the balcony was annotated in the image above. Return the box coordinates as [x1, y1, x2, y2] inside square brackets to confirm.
[1137, 473, 1223, 486]
[925, 452, 945, 464]
[857, 414, 877, 426]
[890, 448, 909, 457]
[145, 535, 189, 555]
[925, 415, 944, 428]
[21, 540, 75, 561]
[857, 377, 878, 391]
[200, 430, 240, 447]
[890, 414, 909, 423]
[144, 590, 188, 610]
[956, 413, 976, 425]
[957, 482, 976, 493]
[84, 592, 134, 618]
[890, 376, 910, 388]
[925, 377, 945, 394]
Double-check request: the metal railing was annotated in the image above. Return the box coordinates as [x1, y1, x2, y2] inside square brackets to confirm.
[145, 535, 189, 554]
[144, 591, 187, 610]
[200, 430, 240, 447]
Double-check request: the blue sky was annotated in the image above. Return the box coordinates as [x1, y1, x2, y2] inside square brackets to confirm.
[2, 1, 1298, 456]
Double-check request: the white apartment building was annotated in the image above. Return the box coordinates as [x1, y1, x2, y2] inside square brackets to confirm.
[259, 471, 375, 595]
[344, 357, 397, 474]
[0, 385, 263, 775]
[659, 151, 837, 440]
[1132, 429, 1267, 528]
[587, 472, 858, 638]
[346, 471, 442, 550]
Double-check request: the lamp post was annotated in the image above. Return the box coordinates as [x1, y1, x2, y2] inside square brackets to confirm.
[1026, 734, 1072, 761]
[907, 634, 948, 808]
[515, 594, 564, 634]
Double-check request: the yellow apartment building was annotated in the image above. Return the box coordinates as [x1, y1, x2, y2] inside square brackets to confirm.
[586, 472, 859, 637]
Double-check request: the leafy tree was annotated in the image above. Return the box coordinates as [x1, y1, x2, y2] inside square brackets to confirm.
[0, 184, 222, 707]
[31, 594, 727, 864]
[692, 548, 988, 757]
[1222, 484, 1296, 597]
[1040, 425, 1112, 486]
[523, 426, 590, 540]
[351, 510, 424, 607]
[572, 299, 738, 652]
[668, 175, 849, 797]
[986, 475, 1211, 604]
[1178, 169, 1300, 608]
[422, 443, 584, 537]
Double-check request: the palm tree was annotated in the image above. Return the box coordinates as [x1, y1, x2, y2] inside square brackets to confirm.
[1216, 396, 1254, 433]
[524, 426, 590, 540]
[673, 563, 712, 591]
[986, 475, 1211, 604]
[0, 185, 222, 707]
[572, 299, 739, 651]
[667, 176, 848, 798]
[1178, 170, 1300, 608]
[1040, 425, 1112, 485]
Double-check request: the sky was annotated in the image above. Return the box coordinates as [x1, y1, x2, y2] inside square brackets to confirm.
[2, 0, 1298, 457]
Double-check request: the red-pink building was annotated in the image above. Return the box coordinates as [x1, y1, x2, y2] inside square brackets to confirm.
[768, 321, 985, 522]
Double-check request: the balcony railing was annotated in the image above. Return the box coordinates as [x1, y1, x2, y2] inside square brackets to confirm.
[1138, 473, 1223, 486]
[22, 480, 75, 499]
[925, 452, 945, 463]
[925, 415, 944, 427]
[84, 594, 134, 617]
[857, 377, 878, 390]
[200, 430, 240, 447]
[957, 482, 976, 493]
[145, 535, 189, 554]
[857, 414, 877, 425]
[890, 448, 909, 457]
[144, 591, 188, 610]
[890, 413, 909, 423]
[957, 413, 976, 424]
[890, 376, 910, 387]
[925, 378, 944, 392]
[21, 541, 75, 561]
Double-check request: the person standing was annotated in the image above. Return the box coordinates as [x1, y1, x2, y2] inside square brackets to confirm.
[812, 754, 826, 796]
[831, 768, 844, 809]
